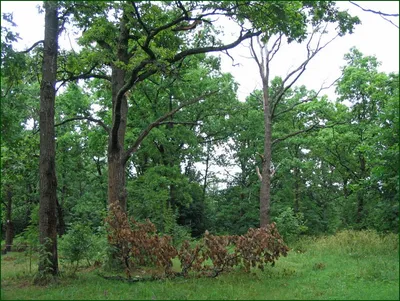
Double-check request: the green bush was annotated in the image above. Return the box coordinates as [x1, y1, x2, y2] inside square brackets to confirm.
[59, 223, 107, 271]
[273, 207, 308, 242]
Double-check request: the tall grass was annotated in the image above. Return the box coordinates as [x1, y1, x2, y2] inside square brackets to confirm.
[291, 229, 398, 256]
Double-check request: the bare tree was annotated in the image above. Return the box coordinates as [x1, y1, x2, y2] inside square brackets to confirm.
[249, 26, 339, 227]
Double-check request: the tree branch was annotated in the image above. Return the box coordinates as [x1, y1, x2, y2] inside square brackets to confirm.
[171, 30, 262, 63]
[131, 2, 150, 35]
[349, 1, 399, 17]
[272, 77, 338, 119]
[17, 40, 44, 54]
[122, 91, 218, 164]
[55, 116, 110, 133]
[272, 124, 321, 146]
[270, 29, 338, 118]
[256, 166, 263, 181]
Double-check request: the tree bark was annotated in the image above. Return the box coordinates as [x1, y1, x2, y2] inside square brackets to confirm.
[56, 198, 66, 237]
[356, 154, 366, 226]
[38, 0, 59, 275]
[108, 13, 129, 210]
[259, 76, 272, 228]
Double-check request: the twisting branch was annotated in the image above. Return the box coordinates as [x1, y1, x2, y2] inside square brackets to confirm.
[122, 91, 218, 164]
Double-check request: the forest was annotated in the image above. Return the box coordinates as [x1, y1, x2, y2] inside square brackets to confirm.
[1, 1, 399, 299]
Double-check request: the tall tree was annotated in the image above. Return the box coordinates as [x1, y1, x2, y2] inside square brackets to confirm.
[60, 1, 265, 212]
[38, 1, 59, 275]
[248, 4, 359, 227]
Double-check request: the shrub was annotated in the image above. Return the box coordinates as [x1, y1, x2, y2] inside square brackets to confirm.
[59, 223, 102, 271]
[106, 203, 289, 279]
[273, 207, 308, 242]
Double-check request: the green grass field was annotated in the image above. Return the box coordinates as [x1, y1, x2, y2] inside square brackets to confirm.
[1, 230, 398, 300]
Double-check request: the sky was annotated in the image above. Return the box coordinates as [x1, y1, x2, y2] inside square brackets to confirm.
[1, 1, 399, 102]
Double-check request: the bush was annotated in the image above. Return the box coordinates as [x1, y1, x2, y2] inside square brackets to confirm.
[106, 203, 289, 279]
[59, 223, 107, 271]
[273, 207, 308, 242]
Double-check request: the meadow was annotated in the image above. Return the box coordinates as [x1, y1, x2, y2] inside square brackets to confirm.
[1, 230, 398, 300]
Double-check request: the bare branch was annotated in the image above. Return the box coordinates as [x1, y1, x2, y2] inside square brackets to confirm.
[349, 1, 399, 17]
[268, 34, 283, 63]
[272, 121, 345, 146]
[379, 14, 399, 29]
[270, 31, 339, 118]
[273, 97, 315, 119]
[17, 40, 44, 54]
[256, 166, 262, 181]
[223, 49, 240, 67]
[273, 77, 339, 119]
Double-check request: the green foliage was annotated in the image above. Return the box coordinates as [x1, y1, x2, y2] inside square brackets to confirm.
[311, 229, 399, 257]
[33, 238, 57, 286]
[59, 223, 107, 271]
[273, 207, 308, 242]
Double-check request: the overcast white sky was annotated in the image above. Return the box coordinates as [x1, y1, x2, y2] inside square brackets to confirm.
[1, 1, 399, 102]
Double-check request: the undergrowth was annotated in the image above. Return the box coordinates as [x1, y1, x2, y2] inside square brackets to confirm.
[1, 228, 398, 300]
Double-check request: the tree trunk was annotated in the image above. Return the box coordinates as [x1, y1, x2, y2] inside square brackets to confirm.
[356, 154, 366, 226]
[293, 166, 300, 214]
[107, 13, 129, 211]
[56, 198, 66, 237]
[38, 0, 59, 276]
[260, 78, 272, 228]
[5, 186, 14, 253]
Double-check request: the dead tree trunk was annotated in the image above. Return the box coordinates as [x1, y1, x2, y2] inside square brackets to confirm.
[259, 76, 272, 228]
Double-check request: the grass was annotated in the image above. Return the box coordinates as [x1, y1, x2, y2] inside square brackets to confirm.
[1, 230, 399, 300]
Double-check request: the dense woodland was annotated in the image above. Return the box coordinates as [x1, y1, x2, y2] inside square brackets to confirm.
[1, 1, 398, 280]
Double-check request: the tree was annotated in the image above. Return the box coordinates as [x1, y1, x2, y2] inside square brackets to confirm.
[58, 1, 267, 213]
[333, 48, 399, 230]
[38, 1, 59, 276]
[248, 4, 359, 227]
